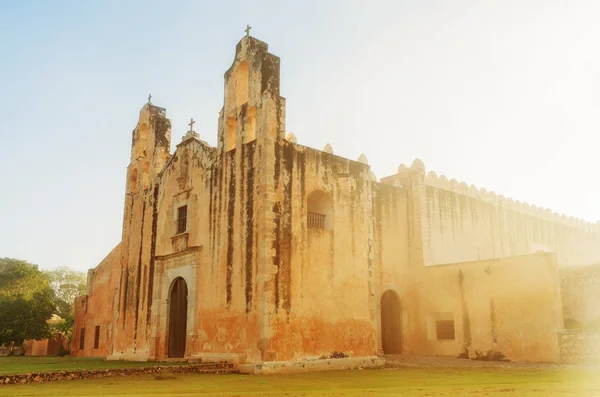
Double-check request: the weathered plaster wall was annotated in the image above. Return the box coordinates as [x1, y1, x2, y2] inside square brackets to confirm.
[142, 35, 286, 362]
[423, 253, 562, 362]
[149, 134, 263, 362]
[560, 263, 600, 328]
[266, 140, 376, 361]
[72, 243, 121, 357]
[99, 103, 173, 360]
[373, 164, 429, 356]
[420, 174, 600, 267]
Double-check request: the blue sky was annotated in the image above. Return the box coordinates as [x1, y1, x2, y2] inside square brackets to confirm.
[1, 0, 599, 271]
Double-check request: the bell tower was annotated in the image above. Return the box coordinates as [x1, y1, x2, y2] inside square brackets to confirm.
[126, 98, 172, 195]
[217, 33, 286, 152]
[114, 98, 172, 357]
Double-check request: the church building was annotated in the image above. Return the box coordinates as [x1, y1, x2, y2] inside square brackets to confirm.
[72, 33, 600, 367]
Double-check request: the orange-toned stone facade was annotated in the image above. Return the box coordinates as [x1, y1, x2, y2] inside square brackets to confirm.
[72, 35, 600, 364]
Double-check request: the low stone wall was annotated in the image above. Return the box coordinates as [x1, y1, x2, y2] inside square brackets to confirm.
[0, 362, 237, 386]
[559, 330, 600, 363]
[0, 347, 24, 357]
[560, 263, 600, 328]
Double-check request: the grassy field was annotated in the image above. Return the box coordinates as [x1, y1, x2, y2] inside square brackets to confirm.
[1, 361, 599, 396]
[0, 356, 179, 375]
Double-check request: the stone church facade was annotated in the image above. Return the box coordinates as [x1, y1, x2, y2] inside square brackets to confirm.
[72, 35, 600, 365]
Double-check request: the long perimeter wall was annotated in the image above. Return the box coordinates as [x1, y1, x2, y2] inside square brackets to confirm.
[418, 167, 600, 267]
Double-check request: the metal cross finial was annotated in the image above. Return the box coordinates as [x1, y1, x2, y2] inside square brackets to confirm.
[148, 93, 152, 104]
[245, 25, 251, 37]
[188, 118, 195, 132]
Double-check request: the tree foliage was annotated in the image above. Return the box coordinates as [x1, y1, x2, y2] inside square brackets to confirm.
[44, 266, 87, 337]
[0, 258, 56, 345]
[44, 266, 87, 317]
[0, 290, 55, 345]
[0, 258, 88, 344]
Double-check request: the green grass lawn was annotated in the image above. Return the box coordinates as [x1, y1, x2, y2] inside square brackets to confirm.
[0, 356, 179, 375]
[1, 362, 599, 396]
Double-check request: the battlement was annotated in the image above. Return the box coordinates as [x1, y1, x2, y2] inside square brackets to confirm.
[413, 162, 599, 234]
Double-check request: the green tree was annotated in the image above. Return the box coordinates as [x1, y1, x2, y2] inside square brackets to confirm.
[44, 266, 87, 337]
[0, 258, 56, 346]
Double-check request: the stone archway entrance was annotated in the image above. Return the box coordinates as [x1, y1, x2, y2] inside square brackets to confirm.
[381, 290, 402, 354]
[168, 277, 188, 358]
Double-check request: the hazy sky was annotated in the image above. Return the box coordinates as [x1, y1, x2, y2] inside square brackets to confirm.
[1, 0, 598, 272]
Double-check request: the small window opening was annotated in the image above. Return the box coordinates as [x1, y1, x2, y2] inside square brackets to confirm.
[79, 328, 86, 350]
[436, 320, 455, 340]
[94, 326, 100, 349]
[307, 190, 333, 230]
[177, 205, 188, 234]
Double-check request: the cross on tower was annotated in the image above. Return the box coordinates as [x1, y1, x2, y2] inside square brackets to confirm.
[188, 118, 195, 132]
[245, 25, 252, 37]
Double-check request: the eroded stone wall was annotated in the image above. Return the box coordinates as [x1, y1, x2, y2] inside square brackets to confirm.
[149, 135, 263, 362]
[72, 243, 121, 357]
[560, 263, 600, 328]
[265, 140, 375, 361]
[559, 330, 600, 363]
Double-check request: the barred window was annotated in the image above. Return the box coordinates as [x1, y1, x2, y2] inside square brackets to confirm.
[307, 190, 333, 230]
[177, 205, 187, 234]
[79, 328, 86, 350]
[436, 320, 455, 340]
[94, 326, 100, 349]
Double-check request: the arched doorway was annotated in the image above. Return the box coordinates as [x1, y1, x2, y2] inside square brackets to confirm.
[381, 290, 402, 354]
[168, 277, 188, 358]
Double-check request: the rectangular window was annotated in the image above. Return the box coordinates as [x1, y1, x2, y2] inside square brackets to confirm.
[177, 205, 187, 234]
[94, 326, 100, 349]
[79, 328, 86, 350]
[436, 320, 455, 340]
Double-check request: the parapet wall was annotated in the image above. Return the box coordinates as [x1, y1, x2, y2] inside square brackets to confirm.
[419, 166, 600, 267]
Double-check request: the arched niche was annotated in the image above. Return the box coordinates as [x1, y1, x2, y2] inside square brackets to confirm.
[136, 123, 149, 158]
[235, 61, 249, 108]
[307, 190, 333, 230]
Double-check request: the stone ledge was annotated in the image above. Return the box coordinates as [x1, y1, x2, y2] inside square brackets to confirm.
[239, 356, 385, 375]
[0, 363, 237, 386]
[189, 352, 246, 364]
[106, 352, 150, 361]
